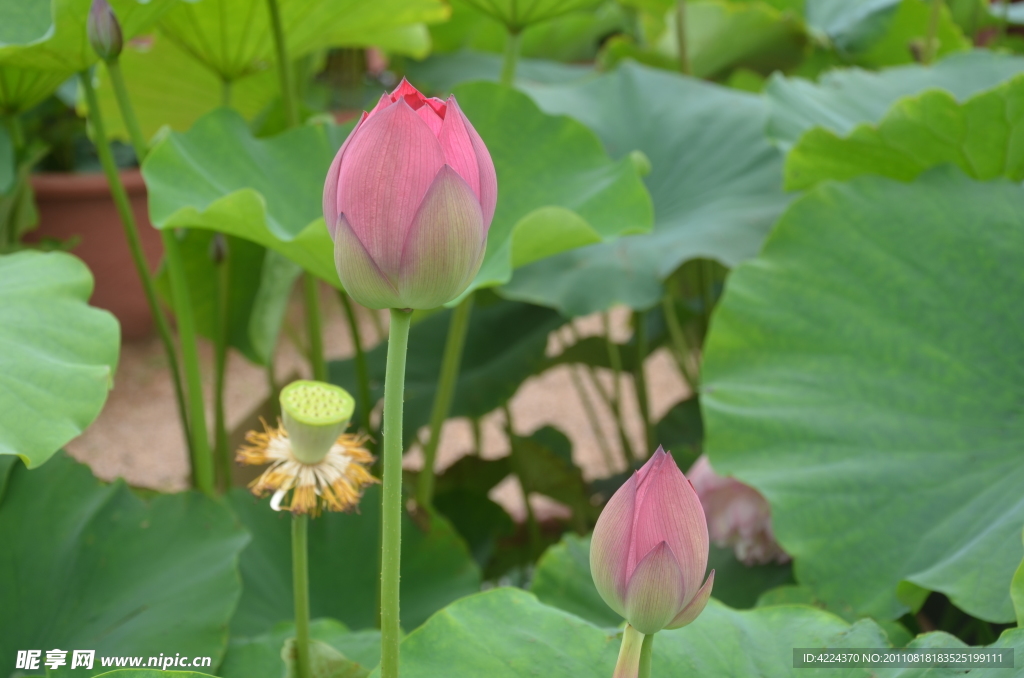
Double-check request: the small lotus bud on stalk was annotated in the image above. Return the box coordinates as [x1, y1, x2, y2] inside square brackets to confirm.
[688, 455, 790, 566]
[87, 0, 123, 63]
[591, 447, 715, 678]
[323, 78, 497, 310]
[236, 380, 377, 516]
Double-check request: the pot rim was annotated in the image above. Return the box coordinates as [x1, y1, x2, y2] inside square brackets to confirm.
[31, 168, 146, 199]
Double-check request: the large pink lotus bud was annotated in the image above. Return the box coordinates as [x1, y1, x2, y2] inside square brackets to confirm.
[591, 447, 715, 635]
[688, 455, 790, 566]
[322, 79, 497, 310]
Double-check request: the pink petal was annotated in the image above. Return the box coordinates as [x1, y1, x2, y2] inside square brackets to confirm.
[591, 471, 638, 618]
[425, 97, 447, 117]
[629, 448, 709, 604]
[323, 111, 369, 240]
[439, 97, 497, 232]
[666, 570, 715, 630]
[368, 92, 391, 118]
[333, 213, 402, 310]
[389, 78, 422, 103]
[397, 165, 486, 309]
[336, 99, 445, 277]
[416, 104, 443, 137]
[623, 542, 686, 635]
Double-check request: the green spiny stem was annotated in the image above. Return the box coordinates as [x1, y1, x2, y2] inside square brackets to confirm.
[676, 0, 690, 75]
[661, 292, 698, 389]
[380, 308, 413, 678]
[416, 294, 474, 509]
[602, 314, 637, 464]
[163, 228, 215, 495]
[338, 290, 374, 441]
[79, 68, 200, 474]
[303, 274, 327, 381]
[500, 30, 522, 87]
[923, 0, 943, 64]
[105, 60, 148, 163]
[265, 0, 299, 127]
[613, 625, 646, 678]
[638, 633, 654, 678]
[292, 513, 311, 678]
[633, 310, 654, 456]
[213, 241, 232, 491]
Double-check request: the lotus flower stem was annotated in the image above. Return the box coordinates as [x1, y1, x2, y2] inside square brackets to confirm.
[675, 0, 691, 75]
[265, 0, 299, 128]
[213, 238, 232, 490]
[381, 308, 413, 678]
[632, 311, 654, 456]
[337, 291, 373, 441]
[503, 403, 541, 554]
[81, 68, 215, 489]
[303, 274, 327, 381]
[638, 633, 654, 678]
[661, 292, 698, 389]
[84, 64, 197, 467]
[568, 321, 634, 467]
[292, 513, 311, 678]
[500, 30, 522, 86]
[569, 362, 616, 474]
[416, 294, 474, 508]
[613, 625, 646, 678]
[923, 0, 942, 64]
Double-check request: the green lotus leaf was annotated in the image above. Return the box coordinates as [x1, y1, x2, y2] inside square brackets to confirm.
[0, 0, 177, 72]
[229, 485, 480, 635]
[786, 73, 1024, 190]
[500, 62, 790, 316]
[847, 0, 969, 68]
[367, 587, 902, 677]
[158, 0, 448, 81]
[406, 49, 592, 93]
[0, 63, 73, 115]
[221, 619, 380, 678]
[143, 84, 652, 298]
[90, 33, 280, 144]
[459, 0, 604, 31]
[0, 251, 118, 468]
[0, 453, 249, 678]
[767, 49, 1024, 147]
[703, 167, 1024, 623]
[1013, 530, 1024, 627]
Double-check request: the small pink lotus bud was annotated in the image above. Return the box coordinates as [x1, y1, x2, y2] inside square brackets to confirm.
[87, 0, 123, 62]
[591, 447, 715, 635]
[688, 455, 790, 566]
[323, 79, 497, 310]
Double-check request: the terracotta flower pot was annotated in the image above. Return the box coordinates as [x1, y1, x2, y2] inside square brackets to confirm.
[28, 169, 163, 340]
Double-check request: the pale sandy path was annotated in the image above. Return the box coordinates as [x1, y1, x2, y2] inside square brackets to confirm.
[66, 285, 689, 519]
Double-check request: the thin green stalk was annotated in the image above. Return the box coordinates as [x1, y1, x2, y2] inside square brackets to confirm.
[416, 295, 474, 509]
[698, 258, 716, 336]
[568, 363, 616, 474]
[1001, 0, 1012, 43]
[613, 625, 646, 678]
[602, 313, 637, 464]
[213, 238, 231, 491]
[100, 61, 195, 464]
[661, 292, 697, 389]
[504, 403, 541, 556]
[471, 417, 483, 456]
[265, 0, 299, 127]
[5, 113, 24, 152]
[500, 30, 522, 86]
[292, 514, 311, 678]
[222, 79, 233, 108]
[303, 274, 327, 381]
[675, 0, 690, 75]
[638, 634, 654, 678]
[369, 309, 387, 344]
[267, 360, 281, 418]
[923, 0, 942, 64]
[163, 229, 215, 494]
[380, 308, 413, 678]
[338, 291, 373, 438]
[633, 311, 653, 455]
[85, 66, 195, 462]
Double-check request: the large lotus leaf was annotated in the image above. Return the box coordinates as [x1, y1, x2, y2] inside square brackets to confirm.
[459, 0, 603, 30]
[329, 295, 564, 447]
[702, 167, 1024, 623]
[143, 109, 343, 285]
[1014, 530, 1024, 627]
[0, 251, 118, 468]
[847, 0, 969, 68]
[91, 34, 279, 144]
[406, 50, 593, 97]
[229, 484, 480, 635]
[0, 0, 177, 72]
[766, 50, 1024, 148]
[220, 619, 381, 678]
[144, 86, 652, 298]
[500, 62, 790, 316]
[158, 0, 447, 81]
[786, 73, 1024, 190]
[0, 124, 11, 191]
[368, 587, 899, 678]
[0, 453, 250, 678]
[0, 63, 74, 115]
